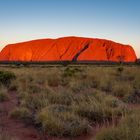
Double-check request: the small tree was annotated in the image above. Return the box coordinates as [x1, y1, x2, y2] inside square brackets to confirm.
[117, 55, 125, 63]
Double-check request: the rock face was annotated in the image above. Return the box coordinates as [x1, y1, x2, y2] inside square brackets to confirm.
[0, 37, 137, 62]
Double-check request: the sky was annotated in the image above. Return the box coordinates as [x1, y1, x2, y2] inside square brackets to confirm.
[0, 0, 140, 57]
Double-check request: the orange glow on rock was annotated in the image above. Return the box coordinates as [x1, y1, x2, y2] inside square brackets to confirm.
[0, 37, 137, 62]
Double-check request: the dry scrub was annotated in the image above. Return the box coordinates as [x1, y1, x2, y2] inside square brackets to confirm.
[0, 66, 140, 138]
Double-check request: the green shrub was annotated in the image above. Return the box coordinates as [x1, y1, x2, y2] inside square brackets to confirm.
[60, 77, 70, 86]
[0, 88, 8, 102]
[0, 66, 139, 139]
[10, 107, 32, 124]
[117, 66, 124, 74]
[62, 67, 77, 77]
[86, 77, 100, 89]
[73, 94, 126, 123]
[36, 105, 89, 137]
[21, 94, 48, 111]
[47, 72, 61, 87]
[100, 78, 114, 93]
[72, 96, 116, 123]
[104, 95, 120, 108]
[74, 102, 104, 123]
[112, 82, 133, 98]
[133, 78, 140, 90]
[28, 84, 42, 94]
[95, 109, 140, 140]
[0, 71, 16, 87]
[69, 80, 84, 93]
[121, 68, 136, 81]
[48, 92, 73, 105]
[124, 89, 140, 104]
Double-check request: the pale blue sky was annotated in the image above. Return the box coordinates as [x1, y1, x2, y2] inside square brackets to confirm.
[0, 0, 140, 57]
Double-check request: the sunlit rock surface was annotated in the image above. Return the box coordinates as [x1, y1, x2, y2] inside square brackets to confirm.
[0, 37, 137, 62]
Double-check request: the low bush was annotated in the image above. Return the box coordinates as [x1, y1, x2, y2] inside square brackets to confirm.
[104, 95, 120, 108]
[28, 84, 42, 94]
[0, 66, 139, 139]
[69, 79, 85, 93]
[74, 102, 105, 123]
[62, 67, 77, 77]
[86, 77, 100, 89]
[124, 89, 140, 104]
[36, 105, 89, 137]
[21, 94, 48, 111]
[0, 88, 8, 102]
[0, 71, 16, 87]
[117, 66, 124, 74]
[95, 109, 140, 140]
[60, 77, 70, 86]
[47, 72, 61, 87]
[100, 78, 114, 93]
[47, 92, 73, 105]
[73, 94, 127, 123]
[112, 82, 133, 98]
[10, 107, 32, 124]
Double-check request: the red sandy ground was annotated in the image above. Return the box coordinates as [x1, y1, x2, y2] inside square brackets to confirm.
[0, 91, 40, 140]
[1, 89, 139, 140]
[0, 90, 98, 140]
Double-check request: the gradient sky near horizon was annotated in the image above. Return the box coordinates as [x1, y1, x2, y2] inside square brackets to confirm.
[0, 0, 140, 57]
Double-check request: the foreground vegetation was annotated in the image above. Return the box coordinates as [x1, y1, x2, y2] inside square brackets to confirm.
[0, 65, 140, 139]
[95, 109, 140, 140]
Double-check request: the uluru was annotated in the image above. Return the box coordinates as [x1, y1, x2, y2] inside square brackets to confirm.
[0, 36, 137, 62]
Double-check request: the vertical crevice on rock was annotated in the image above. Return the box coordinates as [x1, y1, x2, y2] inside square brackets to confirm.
[72, 42, 90, 62]
[59, 42, 73, 60]
[105, 42, 114, 60]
